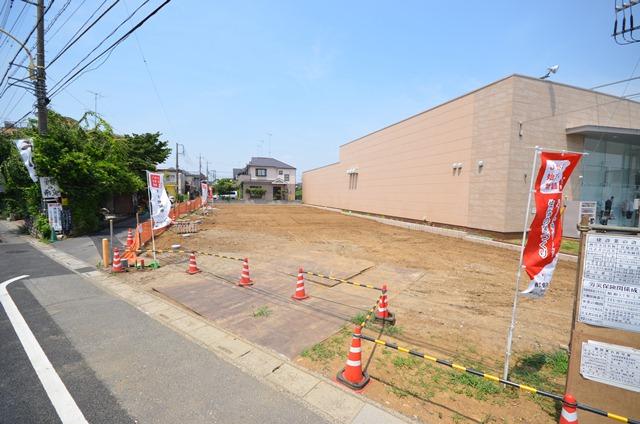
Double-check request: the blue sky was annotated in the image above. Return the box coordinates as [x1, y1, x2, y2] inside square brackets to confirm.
[1, 0, 639, 178]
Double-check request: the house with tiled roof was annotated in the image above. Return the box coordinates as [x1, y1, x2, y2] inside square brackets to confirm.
[234, 157, 296, 201]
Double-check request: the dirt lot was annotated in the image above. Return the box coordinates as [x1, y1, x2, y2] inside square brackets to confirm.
[130, 203, 579, 423]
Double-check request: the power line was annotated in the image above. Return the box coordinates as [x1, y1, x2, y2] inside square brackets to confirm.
[0, 1, 27, 50]
[591, 74, 640, 90]
[123, 0, 175, 137]
[48, 0, 149, 76]
[44, 0, 72, 35]
[0, 0, 55, 95]
[49, 0, 172, 98]
[47, 0, 120, 68]
[46, 0, 86, 42]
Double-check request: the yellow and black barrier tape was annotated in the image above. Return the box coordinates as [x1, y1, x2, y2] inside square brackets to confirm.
[304, 271, 382, 291]
[358, 299, 380, 329]
[138, 249, 245, 262]
[357, 333, 639, 424]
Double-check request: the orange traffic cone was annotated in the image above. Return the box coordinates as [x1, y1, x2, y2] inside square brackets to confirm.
[291, 267, 309, 300]
[374, 284, 396, 325]
[186, 252, 201, 274]
[111, 247, 123, 273]
[238, 257, 253, 286]
[126, 228, 134, 248]
[559, 394, 578, 424]
[336, 325, 370, 390]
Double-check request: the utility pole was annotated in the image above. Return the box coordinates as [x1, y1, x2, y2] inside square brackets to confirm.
[87, 90, 104, 127]
[175, 142, 181, 196]
[206, 161, 211, 183]
[198, 154, 202, 181]
[35, 0, 47, 135]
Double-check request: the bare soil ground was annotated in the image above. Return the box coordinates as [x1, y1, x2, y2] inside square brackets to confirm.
[124, 203, 578, 423]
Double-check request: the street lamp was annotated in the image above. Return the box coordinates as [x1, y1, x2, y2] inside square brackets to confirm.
[0, 28, 36, 80]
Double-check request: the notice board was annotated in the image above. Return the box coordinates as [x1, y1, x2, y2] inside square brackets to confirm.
[566, 231, 640, 423]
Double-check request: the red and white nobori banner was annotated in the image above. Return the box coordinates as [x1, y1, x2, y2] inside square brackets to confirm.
[147, 171, 172, 230]
[521, 151, 582, 298]
[201, 182, 208, 206]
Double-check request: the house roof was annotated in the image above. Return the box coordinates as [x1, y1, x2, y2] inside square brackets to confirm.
[248, 157, 295, 169]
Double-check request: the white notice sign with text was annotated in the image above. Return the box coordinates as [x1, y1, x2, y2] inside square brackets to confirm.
[578, 234, 640, 332]
[580, 340, 640, 392]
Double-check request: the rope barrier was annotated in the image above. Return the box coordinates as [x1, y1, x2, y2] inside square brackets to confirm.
[358, 300, 380, 329]
[357, 333, 639, 424]
[304, 271, 383, 291]
[138, 250, 382, 291]
[140, 249, 245, 262]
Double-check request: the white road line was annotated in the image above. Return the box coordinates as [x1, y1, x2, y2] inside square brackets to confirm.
[1, 275, 88, 424]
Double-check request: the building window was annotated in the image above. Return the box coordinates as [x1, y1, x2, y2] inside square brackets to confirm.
[284, 174, 289, 182]
[278, 170, 283, 175]
[348, 173, 358, 190]
[256, 168, 267, 177]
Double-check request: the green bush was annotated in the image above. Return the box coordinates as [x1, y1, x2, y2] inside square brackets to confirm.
[34, 213, 51, 239]
[247, 187, 266, 198]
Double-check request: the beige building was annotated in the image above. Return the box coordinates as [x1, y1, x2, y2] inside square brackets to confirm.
[235, 157, 296, 201]
[303, 74, 640, 234]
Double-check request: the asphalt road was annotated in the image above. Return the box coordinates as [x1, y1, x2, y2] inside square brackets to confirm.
[0, 227, 329, 423]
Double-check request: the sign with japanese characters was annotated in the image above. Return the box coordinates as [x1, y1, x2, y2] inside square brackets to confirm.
[47, 202, 62, 232]
[39, 177, 61, 199]
[580, 340, 640, 392]
[146, 171, 172, 230]
[578, 234, 640, 332]
[521, 151, 582, 297]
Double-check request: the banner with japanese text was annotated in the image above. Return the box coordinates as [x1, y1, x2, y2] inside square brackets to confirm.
[201, 182, 208, 206]
[147, 171, 172, 230]
[14, 139, 37, 182]
[521, 151, 582, 297]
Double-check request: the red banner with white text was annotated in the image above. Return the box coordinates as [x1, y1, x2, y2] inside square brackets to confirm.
[521, 151, 582, 298]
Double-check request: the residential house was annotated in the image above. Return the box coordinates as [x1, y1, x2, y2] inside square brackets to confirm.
[183, 171, 207, 197]
[235, 157, 296, 201]
[156, 167, 185, 197]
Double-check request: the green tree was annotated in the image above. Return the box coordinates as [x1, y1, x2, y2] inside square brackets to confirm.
[215, 178, 236, 195]
[30, 111, 154, 234]
[0, 133, 39, 218]
[0, 111, 171, 235]
[120, 132, 171, 182]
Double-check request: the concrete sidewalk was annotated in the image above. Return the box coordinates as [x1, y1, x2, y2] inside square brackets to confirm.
[13, 223, 414, 424]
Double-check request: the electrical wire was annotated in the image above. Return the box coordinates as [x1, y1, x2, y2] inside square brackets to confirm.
[0, 1, 27, 50]
[47, 0, 149, 74]
[46, 0, 86, 42]
[47, 0, 120, 68]
[44, 0, 72, 35]
[48, 0, 172, 98]
[0, 0, 56, 94]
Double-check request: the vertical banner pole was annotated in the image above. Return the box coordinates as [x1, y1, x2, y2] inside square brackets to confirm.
[502, 146, 540, 381]
[146, 171, 158, 263]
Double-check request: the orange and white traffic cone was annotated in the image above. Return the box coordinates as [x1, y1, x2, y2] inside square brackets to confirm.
[336, 325, 370, 390]
[126, 228, 134, 248]
[559, 394, 578, 424]
[291, 267, 309, 300]
[374, 284, 396, 325]
[111, 247, 123, 273]
[186, 252, 201, 274]
[238, 257, 253, 286]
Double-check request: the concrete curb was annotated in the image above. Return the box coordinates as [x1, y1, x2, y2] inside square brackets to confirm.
[304, 204, 578, 264]
[24, 237, 417, 424]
